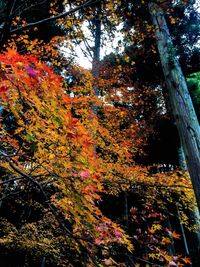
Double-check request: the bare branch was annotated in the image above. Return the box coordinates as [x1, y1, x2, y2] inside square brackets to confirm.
[83, 37, 93, 59]
[12, 0, 48, 17]
[74, 38, 93, 61]
[10, 0, 18, 17]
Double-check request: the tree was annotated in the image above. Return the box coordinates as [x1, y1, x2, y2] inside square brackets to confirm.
[149, 2, 200, 212]
[0, 49, 133, 266]
[0, 1, 104, 52]
[1, 48, 196, 266]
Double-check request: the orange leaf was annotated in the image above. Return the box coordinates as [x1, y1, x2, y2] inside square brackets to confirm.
[171, 231, 181, 239]
[182, 257, 192, 264]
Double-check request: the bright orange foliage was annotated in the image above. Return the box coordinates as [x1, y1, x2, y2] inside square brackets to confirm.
[0, 50, 132, 261]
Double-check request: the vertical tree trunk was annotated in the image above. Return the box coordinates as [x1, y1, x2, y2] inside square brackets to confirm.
[92, 2, 101, 97]
[92, 12, 101, 72]
[149, 2, 200, 212]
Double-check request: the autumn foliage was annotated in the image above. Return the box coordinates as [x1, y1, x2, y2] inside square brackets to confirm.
[0, 48, 197, 266]
[0, 49, 133, 265]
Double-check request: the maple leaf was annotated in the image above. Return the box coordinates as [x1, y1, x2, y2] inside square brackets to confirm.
[182, 257, 192, 264]
[79, 170, 90, 179]
[148, 227, 156, 234]
[6, 47, 18, 58]
[0, 84, 8, 93]
[130, 207, 137, 215]
[171, 231, 181, 240]
[161, 237, 171, 245]
[148, 253, 157, 259]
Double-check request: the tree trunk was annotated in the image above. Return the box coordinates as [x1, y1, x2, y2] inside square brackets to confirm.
[92, 12, 101, 73]
[149, 2, 200, 212]
[92, 2, 101, 97]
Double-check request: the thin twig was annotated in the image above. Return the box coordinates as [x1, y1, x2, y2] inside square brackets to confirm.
[13, 0, 48, 17]
[0, 177, 24, 185]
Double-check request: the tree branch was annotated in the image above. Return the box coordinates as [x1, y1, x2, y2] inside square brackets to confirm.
[0, 189, 22, 202]
[131, 181, 192, 190]
[0, 177, 24, 185]
[10, 0, 101, 34]
[8, 162, 99, 266]
[12, 0, 48, 17]
[104, 179, 192, 190]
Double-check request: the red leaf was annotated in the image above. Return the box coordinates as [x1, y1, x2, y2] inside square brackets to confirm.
[0, 84, 8, 94]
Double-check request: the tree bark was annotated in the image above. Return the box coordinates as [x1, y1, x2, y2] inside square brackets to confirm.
[92, 2, 101, 97]
[149, 3, 200, 211]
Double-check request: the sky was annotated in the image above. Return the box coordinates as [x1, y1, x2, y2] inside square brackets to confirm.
[73, 22, 124, 69]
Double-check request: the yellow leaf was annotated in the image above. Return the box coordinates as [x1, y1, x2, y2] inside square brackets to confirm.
[49, 153, 54, 160]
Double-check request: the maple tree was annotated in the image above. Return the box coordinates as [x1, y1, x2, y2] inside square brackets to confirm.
[0, 48, 196, 266]
[2, 49, 198, 266]
[0, 49, 133, 266]
[92, 52, 199, 265]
